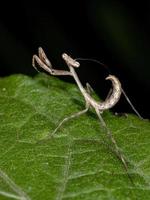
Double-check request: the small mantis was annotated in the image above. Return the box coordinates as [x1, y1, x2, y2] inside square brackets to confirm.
[32, 47, 142, 184]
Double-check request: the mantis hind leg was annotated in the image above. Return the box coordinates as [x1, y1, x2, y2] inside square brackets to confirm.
[95, 108, 134, 185]
[121, 88, 143, 119]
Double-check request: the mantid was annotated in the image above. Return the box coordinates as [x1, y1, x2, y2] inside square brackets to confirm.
[32, 47, 142, 184]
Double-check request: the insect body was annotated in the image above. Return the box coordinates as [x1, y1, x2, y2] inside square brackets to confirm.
[32, 47, 142, 184]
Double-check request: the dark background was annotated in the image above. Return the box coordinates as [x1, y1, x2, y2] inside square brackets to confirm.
[0, 0, 150, 118]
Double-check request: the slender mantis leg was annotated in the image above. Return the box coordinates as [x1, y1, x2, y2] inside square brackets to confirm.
[43, 83, 92, 140]
[121, 88, 143, 119]
[49, 106, 89, 138]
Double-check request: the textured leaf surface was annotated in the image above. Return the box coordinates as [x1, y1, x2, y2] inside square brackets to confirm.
[0, 74, 149, 200]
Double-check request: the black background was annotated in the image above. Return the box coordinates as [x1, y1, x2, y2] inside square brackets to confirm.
[0, 0, 150, 118]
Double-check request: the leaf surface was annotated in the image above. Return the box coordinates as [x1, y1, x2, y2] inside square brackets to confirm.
[0, 74, 149, 200]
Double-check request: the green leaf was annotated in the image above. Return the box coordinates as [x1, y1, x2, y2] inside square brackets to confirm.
[0, 73, 149, 200]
